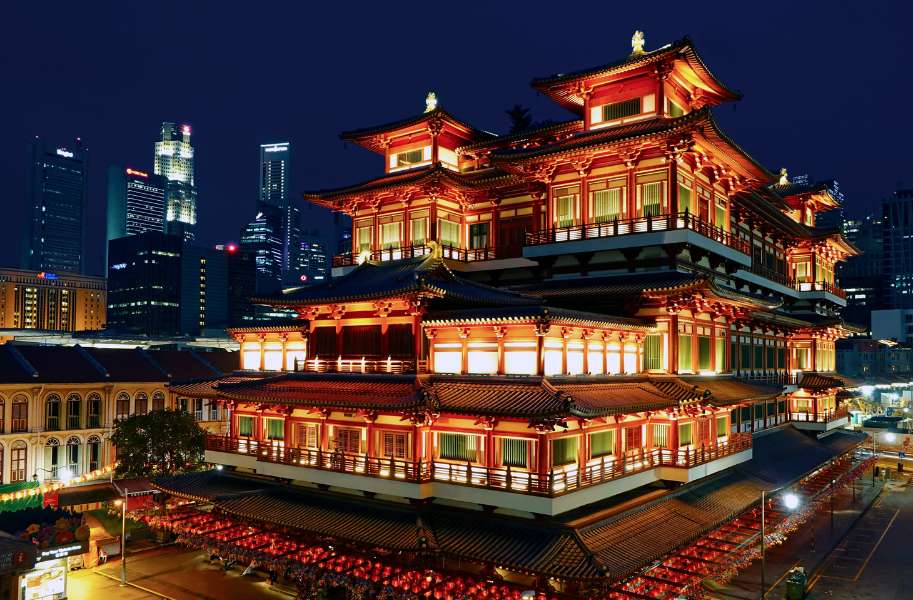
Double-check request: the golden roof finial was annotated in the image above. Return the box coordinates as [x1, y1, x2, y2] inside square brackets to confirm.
[427, 239, 443, 259]
[631, 30, 646, 55]
[779, 167, 789, 185]
[424, 91, 438, 113]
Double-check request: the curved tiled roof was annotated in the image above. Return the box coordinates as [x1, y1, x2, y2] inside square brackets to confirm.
[531, 37, 741, 109]
[257, 254, 540, 308]
[339, 106, 496, 148]
[217, 373, 424, 410]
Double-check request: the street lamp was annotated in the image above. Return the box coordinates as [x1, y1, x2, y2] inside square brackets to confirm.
[113, 487, 128, 586]
[760, 488, 801, 599]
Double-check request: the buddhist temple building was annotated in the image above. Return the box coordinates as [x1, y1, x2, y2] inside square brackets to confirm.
[157, 33, 867, 597]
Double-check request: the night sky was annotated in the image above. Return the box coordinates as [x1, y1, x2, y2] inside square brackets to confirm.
[3, 1, 911, 276]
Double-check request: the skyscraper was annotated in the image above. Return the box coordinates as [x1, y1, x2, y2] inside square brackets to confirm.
[883, 188, 913, 309]
[23, 137, 88, 274]
[239, 205, 284, 293]
[154, 122, 196, 240]
[106, 166, 167, 265]
[259, 142, 298, 279]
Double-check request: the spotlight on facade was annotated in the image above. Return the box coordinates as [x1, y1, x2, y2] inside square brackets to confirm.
[783, 493, 800, 511]
[884, 432, 897, 443]
[58, 468, 73, 485]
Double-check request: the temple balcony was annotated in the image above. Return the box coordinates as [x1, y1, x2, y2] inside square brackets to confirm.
[736, 263, 846, 306]
[205, 432, 752, 516]
[332, 244, 535, 276]
[788, 405, 849, 432]
[291, 356, 427, 375]
[522, 212, 750, 266]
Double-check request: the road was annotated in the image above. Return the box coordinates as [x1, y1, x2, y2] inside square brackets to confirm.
[68, 546, 291, 600]
[807, 474, 913, 600]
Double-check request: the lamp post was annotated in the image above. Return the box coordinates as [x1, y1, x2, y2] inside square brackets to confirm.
[114, 487, 128, 586]
[760, 489, 800, 599]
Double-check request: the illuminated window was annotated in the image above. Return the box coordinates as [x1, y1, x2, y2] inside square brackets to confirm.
[638, 181, 664, 217]
[589, 430, 615, 458]
[296, 423, 319, 449]
[242, 343, 260, 370]
[410, 218, 427, 245]
[566, 341, 584, 375]
[543, 340, 563, 376]
[433, 345, 461, 374]
[333, 427, 362, 454]
[438, 219, 460, 247]
[504, 342, 537, 375]
[551, 437, 578, 467]
[500, 438, 529, 468]
[382, 431, 408, 459]
[643, 334, 663, 371]
[381, 222, 401, 249]
[652, 424, 669, 448]
[698, 335, 712, 371]
[356, 225, 372, 253]
[601, 98, 641, 121]
[591, 187, 623, 223]
[438, 433, 478, 462]
[678, 422, 693, 447]
[262, 342, 282, 371]
[285, 341, 306, 371]
[391, 147, 430, 170]
[467, 343, 498, 374]
[716, 416, 727, 438]
[265, 418, 284, 440]
[623, 343, 638, 374]
[237, 415, 253, 437]
[556, 195, 575, 228]
[606, 342, 622, 375]
[587, 341, 604, 375]
[678, 332, 693, 372]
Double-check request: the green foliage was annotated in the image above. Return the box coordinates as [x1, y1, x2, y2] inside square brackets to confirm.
[505, 104, 533, 134]
[111, 409, 205, 478]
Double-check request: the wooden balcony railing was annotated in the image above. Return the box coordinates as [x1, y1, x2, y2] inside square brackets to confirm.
[332, 244, 497, 267]
[292, 357, 427, 374]
[789, 405, 849, 424]
[206, 432, 751, 498]
[794, 280, 847, 299]
[524, 212, 750, 255]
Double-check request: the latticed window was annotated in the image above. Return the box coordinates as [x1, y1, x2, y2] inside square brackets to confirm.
[265, 418, 284, 440]
[296, 423, 319, 449]
[589, 430, 615, 458]
[643, 334, 663, 371]
[438, 219, 460, 247]
[11, 442, 27, 482]
[382, 431, 408, 459]
[678, 422, 693, 447]
[334, 427, 361, 454]
[754, 344, 764, 370]
[500, 438, 529, 468]
[551, 437, 578, 467]
[601, 98, 641, 121]
[237, 415, 254, 437]
[715, 196, 727, 228]
[438, 433, 478, 462]
[652, 424, 669, 449]
[592, 188, 622, 223]
[716, 337, 726, 372]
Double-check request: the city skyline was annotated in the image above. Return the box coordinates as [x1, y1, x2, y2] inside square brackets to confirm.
[2, 3, 911, 276]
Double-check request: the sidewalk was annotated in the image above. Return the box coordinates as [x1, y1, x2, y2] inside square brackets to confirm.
[712, 469, 883, 599]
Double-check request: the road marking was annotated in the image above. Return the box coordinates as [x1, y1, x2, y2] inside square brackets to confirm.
[851, 508, 900, 581]
[92, 570, 174, 599]
[762, 560, 800, 597]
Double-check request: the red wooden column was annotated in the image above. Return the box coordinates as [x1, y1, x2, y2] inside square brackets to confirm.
[535, 323, 548, 376]
[578, 421, 589, 482]
[709, 325, 717, 373]
[561, 329, 569, 375]
[459, 328, 469, 375]
[668, 156, 679, 216]
[365, 414, 376, 457]
[283, 411, 293, 447]
[582, 331, 590, 375]
[531, 191, 543, 234]
[495, 327, 506, 375]
[254, 410, 263, 442]
[228, 402, 236, 439]
[490, 199, 500, 254]
[537, 432, 550, 491]
[669, 316, 679, 374]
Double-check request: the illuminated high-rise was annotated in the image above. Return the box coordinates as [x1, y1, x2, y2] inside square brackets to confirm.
[259, 142, 299, 278]
[154, 122, 196, 240]
[23, 137, 88, 274]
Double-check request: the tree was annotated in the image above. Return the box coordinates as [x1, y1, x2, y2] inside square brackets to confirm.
[111, 409, 206, 478]
[505, 104, 533, 134]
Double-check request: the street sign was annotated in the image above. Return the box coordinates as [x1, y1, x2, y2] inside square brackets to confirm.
[899, 451, 906, 460]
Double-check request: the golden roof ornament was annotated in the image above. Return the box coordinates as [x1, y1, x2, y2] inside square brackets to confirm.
[424, 91, 438, 113]
[631, 30, 646, 55]
[779, 167, 789, 185]
[427, 239, 443, 259]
